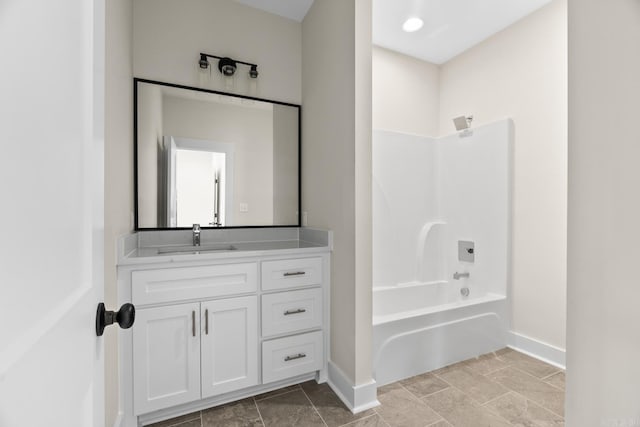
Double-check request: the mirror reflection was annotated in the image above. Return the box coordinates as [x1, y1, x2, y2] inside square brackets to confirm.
[135, 80, 300, 229]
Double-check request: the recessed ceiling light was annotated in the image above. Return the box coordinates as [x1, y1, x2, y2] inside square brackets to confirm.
[402, 17, 424, 33]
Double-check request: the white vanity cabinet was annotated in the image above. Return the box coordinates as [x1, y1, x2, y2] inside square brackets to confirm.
[132, 303, 201, 414]
[200, 296, 259, 398]
[132, 297, 259, 415]
[118, 232, 331, 427]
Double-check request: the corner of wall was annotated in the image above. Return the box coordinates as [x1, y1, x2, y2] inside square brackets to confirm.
[327, 361, 379, 414]
[301, 0, 374, 392]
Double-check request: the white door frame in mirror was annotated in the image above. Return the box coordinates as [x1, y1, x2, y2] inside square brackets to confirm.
[164, 136, 235, 227]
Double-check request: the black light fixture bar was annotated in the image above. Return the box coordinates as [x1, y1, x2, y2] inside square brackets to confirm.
[199, 53, 259, 78]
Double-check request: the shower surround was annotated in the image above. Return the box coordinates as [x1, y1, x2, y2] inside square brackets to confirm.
[372, 119, 513, 386]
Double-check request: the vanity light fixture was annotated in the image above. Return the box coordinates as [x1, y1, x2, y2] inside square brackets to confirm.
[198, 53, 259, 79]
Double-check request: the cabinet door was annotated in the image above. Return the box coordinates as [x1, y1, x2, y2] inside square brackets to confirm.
[201, 296, 258, 398]
[133, 303, 201, 415]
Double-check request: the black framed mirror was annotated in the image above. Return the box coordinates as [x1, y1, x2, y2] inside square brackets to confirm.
[134, 78, 301, 230]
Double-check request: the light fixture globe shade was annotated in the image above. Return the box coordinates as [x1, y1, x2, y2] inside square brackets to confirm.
[402, 17, 424, 32]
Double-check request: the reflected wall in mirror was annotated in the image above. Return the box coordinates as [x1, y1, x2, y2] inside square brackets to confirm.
[135, 79, 300, 229]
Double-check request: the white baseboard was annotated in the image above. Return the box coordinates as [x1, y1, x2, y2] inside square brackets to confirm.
[327, 361, 380, 414]
[508, 331, 566, 369]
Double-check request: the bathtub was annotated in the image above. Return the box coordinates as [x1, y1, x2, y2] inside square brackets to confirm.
[372, 281, 508, 386]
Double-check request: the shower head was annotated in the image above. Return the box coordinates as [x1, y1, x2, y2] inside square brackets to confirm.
[453, 115, 473, 131]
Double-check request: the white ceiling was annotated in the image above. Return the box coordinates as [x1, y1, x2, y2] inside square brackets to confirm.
[233, 0, 314, 22]
[232, 0, 552, 64]
[373, 0, 552, 64]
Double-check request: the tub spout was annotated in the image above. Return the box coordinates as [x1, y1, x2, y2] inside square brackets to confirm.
[453, 272, 470, 280]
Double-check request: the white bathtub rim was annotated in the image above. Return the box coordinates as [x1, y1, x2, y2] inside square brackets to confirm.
[373, 293, 506, 326]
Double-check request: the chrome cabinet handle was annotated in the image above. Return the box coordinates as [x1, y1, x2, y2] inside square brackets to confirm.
[284, 308, 306, 316]
[205, 309, 209, 335]
[284, 271, 306, 277]
[284, 353, 306, 362]
[192, 310, 196, 337]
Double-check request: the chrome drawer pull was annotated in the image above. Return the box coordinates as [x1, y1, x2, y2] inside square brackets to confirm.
[284, 353, 307, 362]
[284, 308, 307, 316]
[192, 310, 196, 337]
[283, 271, 306, 277]
[205, 309, 209, 335]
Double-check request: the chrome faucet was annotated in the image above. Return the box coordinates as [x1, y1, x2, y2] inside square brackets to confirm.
[453, 272, 470, 280]
[192, 224, 201, 246]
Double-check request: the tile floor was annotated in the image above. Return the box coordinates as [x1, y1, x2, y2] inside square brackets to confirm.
[148, 348, 565, 427]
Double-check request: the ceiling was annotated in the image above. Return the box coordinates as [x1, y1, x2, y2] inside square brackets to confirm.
[373, 0, 552, 64]
[233, 0, 314, 22]
[233, 0, 552, 65]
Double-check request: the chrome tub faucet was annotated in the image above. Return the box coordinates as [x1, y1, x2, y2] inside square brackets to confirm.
[453, 271, 470, 280]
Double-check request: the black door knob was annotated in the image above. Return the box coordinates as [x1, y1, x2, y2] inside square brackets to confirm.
[96, 303, 136, 336]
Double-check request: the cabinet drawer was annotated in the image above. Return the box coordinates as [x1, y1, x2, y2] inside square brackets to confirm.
[262, 288, 322, 337]
[262, 331, 323, 384]
[132, 263, 258, 305]
[261, 257, 322, 291]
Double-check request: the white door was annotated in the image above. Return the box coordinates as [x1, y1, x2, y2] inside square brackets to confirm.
[201, 296, 258, 398]
[133, 303, 201, 414]
[0, 0, 105, 426]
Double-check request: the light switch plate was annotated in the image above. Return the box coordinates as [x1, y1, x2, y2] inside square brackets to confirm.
[239, 203, 249, 213]
[458, 241, 475, 263]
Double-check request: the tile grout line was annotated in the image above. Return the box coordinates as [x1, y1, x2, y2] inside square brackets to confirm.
[480, 403, 516, 426]
[299, 386, 329, 427]
[336, 413, 382, 427]
[254, 387, 301, 402]
[479, 391, 529, 424]
[408, 378, 464, 425]
[540, 370, 563, 380]
[423, 374, 513, 425]
[396, 379, 451, 403]
[370, 407, 392, 427]
[487, 368, 566, 420]
[253, 385, 302, 402]
[507, 364, 564, 385]
[149, 413, 201, 427]
[481, 362, 515, 377]
[251, 397, 267, 427]
[496, 351, 563, 379]
[375, 384, 430, 427]
[506, 389, 565, 420]
[543, 381, 565, 392]
[431, 369, 508, 406]
[480, 390, 515, 407]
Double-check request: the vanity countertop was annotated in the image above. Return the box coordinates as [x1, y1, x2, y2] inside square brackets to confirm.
[117, 228, 332, 266]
